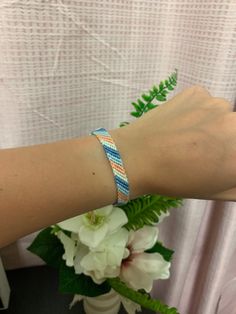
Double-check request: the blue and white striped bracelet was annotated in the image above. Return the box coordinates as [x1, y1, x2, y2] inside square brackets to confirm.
[91, 127, 130, 206]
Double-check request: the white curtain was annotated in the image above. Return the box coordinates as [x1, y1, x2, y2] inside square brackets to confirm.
[0, 1, 236, 313]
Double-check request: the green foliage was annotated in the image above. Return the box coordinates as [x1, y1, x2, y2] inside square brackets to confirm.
[119, 194, 182, 231]
[59, 261, 111, 297]
[130, 69, 177, 118]
[27, 227, 64, 269]
[29, 69, 181, 313]
[108, 277, 179, 314]
[119, 121, 130, 127]
[145, 241, 174, 262]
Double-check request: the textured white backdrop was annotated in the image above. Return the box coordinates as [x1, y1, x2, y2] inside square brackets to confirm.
[0, 1, 236, 313]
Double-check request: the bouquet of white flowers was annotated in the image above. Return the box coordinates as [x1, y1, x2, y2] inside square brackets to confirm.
[28, 70, 181, 314]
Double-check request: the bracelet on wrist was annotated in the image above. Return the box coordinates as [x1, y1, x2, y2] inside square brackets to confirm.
[90, 127, 130, 206]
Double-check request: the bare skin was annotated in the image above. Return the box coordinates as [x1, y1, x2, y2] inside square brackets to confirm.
[0, 85, 235, 248]
[111, 85, 236, 200]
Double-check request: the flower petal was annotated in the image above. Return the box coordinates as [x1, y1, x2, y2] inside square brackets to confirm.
[74, 244, 90, 274]
[79, 228, 128, 283]
[120, 262, 153, 292]
[120, 295, 142, 314]
[129, 226, 159, 252]
[95, 205, 113, 216]
[103, 265, 120, 278]
[83, 270, 106, 284]
[123, 248, 130, 259]
[81, 252, 107, 272]
[57, 231, 76, 267]
[107, 228, 129, 247]
[134, 252, 171, 280]
[57, 215, 83, 233]
[100, 228, 129, 265]
[107, 207, 128, 234]
[79, 223, 108, 248]
[81, 250, 114, 283]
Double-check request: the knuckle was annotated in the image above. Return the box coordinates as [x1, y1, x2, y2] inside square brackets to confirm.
[190, 85, 211, 96]
[211, 97, 232, 111]
[192, 84, 205, 91]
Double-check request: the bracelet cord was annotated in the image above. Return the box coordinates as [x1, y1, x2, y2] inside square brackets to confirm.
[91, 128, 130, 206]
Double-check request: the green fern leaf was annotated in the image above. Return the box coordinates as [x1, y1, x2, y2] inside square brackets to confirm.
[131, 102, 141, 112]
[131, 111, 141, 118]
[138, 99, 145, 109]
[152, 85, 159, 93]
[129, 69, 178, 119]
[142, 93, 153, 102]
[161, 89, 168, 96]
[119, 121, 130, 127]
[156, 94, 166, 102]
[146, 103, 157, 110]
[120, 195, 182, 231]
[165, 78, 174, 90]
[168, 76, 173, 84]
[171, 70, 178, 85]
[159, 81, 165, 91]
[149, 89, 155, 97]
[165, 79, 170, 87]
[108, 277, 180, 314]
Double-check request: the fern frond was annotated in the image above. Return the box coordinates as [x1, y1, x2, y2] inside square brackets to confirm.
[131, 69, 178, 118]
[119, 195, 182, 231]
[119, 121, 130, 127]
[108, 277, 179, 314]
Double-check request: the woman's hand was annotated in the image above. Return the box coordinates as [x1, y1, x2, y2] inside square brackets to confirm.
[1, 84, 235, 248]
[111, 85, 236, 201]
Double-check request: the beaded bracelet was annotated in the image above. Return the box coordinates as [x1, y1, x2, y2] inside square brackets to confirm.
[90, 127, 130, 206]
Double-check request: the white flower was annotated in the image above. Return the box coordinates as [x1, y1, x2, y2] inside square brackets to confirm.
[74, 228, 129, 284]
[56, 231, 77, 267]
[57, 205, 128, 248]
[120, 226, 171, 292]
[120, 295, 142, 314]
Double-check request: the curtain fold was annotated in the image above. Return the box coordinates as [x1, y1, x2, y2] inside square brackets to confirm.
[0, 1, 236, 313]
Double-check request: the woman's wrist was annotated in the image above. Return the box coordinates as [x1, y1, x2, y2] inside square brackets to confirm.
[73, 134, 118, 208]
[109, 127, 151, 200]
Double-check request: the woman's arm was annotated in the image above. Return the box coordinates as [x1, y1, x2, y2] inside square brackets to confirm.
[0, 131, 145, 248]
[1, 85, 235, 248]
